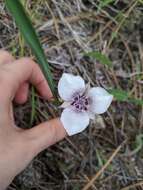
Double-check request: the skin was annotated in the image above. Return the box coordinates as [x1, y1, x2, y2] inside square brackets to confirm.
[0, 50, 67, 190]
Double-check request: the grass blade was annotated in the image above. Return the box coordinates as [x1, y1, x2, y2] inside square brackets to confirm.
[108, 89, 129, 101]
[5, 0, 55, 95]
[98, 0, 115, 11]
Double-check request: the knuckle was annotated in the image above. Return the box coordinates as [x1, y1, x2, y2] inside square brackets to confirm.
[0, 50, 14, 61]
[32, 61, 40, 71]
[35, 78, 45, 87]
[19, 57, 35, 66]
[18, 57, 38, 71]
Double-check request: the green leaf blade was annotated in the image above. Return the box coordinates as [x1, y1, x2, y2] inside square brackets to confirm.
[5, 0, 55, 95]
[108, 89, 129, 101]
[85, 51, 112, 67]
[109, 88, 143, 106]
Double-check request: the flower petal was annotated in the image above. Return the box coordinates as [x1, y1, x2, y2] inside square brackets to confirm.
[60, 107, 89, 135]
[88, 87, 113, 114]
[58, 73, 85, 101]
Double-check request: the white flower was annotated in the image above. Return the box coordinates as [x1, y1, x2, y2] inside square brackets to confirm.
[58, 73, 113, 136]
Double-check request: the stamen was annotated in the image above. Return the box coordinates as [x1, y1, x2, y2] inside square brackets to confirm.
[71, 93, 89, 112]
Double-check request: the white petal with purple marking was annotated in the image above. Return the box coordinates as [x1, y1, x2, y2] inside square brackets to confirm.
[88, 87, 113, 114]
[58, 73, 85, 101]
[60, 107, 89, 135]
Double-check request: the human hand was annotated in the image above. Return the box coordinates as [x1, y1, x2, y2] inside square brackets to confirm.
[0, 50, 66, 190]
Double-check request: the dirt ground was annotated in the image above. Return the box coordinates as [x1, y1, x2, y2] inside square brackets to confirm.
[1, 0, 143, 189]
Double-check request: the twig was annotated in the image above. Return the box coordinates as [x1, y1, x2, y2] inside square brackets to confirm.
[82, 143, 123, 190]
[38, 12, 101, 31]
[107, 0, 138, 49]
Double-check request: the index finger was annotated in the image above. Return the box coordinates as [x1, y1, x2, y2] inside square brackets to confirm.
[1, 58, 53, 101]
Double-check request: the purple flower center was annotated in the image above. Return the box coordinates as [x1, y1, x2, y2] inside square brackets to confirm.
[71, 93, 89, 112]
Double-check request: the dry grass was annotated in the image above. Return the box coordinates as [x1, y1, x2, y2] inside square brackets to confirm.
[0, 0, 143, 189]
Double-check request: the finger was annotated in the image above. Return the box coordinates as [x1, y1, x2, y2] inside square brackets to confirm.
[0, 50, 14, 65]
[0, 50, 29, 104]
[23, 118, 67, 154]
[14, 82, 29, 104]
[1, 58, 53, 101]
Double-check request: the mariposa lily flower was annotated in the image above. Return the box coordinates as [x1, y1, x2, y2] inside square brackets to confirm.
[58, 73, 113, 136]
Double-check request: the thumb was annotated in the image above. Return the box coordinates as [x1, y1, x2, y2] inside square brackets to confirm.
[24, 118, 67, 155]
